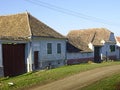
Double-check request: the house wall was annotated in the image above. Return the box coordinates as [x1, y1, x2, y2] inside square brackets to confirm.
[25, 43, 33, 72]
[101, 43, 117, 60]
[67, 52, 94, 65]
[109, 33, 116, 41]
[0, 44, 3, 67]
[115, 39, 120, 59]
[32, 38, 66, 69]
[0, 38, 66, 76]
[116, 46, 120, 59]
[100, 33, 117, 60]
[0, 44, 3, 76]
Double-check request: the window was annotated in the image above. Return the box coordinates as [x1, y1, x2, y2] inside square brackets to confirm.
[47, 43, 52, 54]
[110, 45, 115, 52]
[57, 43, 61, 54]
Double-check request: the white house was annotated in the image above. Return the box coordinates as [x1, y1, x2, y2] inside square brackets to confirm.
[115, 37, 120, 59]
[0, 12, 66, 77]
[67, 28, 117, 64]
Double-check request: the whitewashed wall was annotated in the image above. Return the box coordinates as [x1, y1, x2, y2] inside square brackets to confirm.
[101, 43, 116, 56]
[32, 38, 66, 61]
[109, 33, 116, 41]
[116, 38, 120, 59]
[0, 44, 3, 76]
[67, 52, 94, 60]
[25, 43, 33, 72]
[116, 45, 120, 59]
[100, 33, 116, 59]
[32, 38, 66, 69]
[0, 44, 3, 67]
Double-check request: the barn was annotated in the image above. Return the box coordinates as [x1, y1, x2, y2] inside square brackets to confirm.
[0, 12, 66, 77]
[67, 28, 117, 64]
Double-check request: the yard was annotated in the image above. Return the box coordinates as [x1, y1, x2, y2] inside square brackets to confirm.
[0, 61, 120, 90]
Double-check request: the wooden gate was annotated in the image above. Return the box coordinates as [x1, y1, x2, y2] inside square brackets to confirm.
[2, 44, 25, 77]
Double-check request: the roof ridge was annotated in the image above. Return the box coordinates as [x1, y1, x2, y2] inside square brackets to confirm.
[68, 27, 111, 32]
[26, 12, 32, 39]
[91, 31, 96, 43]
[0, 12, 27, 17]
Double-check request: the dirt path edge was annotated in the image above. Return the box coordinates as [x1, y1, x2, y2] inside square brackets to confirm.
[28, 65, 120, 90]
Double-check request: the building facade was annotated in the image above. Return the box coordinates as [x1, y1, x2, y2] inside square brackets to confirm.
[67, 28, 117, 64]
[0, 12, 66, 77]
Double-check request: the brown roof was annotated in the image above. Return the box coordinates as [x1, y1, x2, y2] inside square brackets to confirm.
[28, 14, 65, 38]
[116, 37, 120, 43]
[0, 13, 30, 40]
[0, 12, 65, 41]
[67, 35, 92, 52]
[91, 28, 112, 45]
[67, 28, 114, 52]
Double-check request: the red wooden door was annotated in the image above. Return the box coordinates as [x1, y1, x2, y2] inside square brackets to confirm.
[3, 44, 25, 77]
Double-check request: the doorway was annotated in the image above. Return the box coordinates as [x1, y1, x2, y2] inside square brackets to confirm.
[34, 51, 39, 69]
[94, 46, 101, 63]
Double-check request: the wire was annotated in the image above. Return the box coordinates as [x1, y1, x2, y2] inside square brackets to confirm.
[25, 0, 120, 26]
[34, 0, 106, 21]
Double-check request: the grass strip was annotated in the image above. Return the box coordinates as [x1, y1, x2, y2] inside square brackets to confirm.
[0, 61, 120, 90]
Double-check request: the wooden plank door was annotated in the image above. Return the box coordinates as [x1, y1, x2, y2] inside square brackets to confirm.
[3, 44, 25, 77]
[34, 51, 39, 69]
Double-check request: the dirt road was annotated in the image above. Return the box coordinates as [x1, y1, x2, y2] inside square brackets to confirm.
[29, 65, 120, 90]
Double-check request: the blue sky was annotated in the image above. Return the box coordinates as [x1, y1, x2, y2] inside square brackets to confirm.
[0, 0, 120, 36]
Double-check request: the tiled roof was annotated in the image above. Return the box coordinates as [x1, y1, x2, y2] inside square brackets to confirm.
[0, 12, 65, 41]
[67, 28, 114, 52]
[0, 13, 30, 40]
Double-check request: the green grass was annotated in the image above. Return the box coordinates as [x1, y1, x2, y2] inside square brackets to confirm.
[0, 61, 120, 90]
[80, 72, 120, 90]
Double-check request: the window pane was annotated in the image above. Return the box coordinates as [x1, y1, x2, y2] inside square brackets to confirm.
[110, 45, 115, 52]
[57, 43, 61, 54]
[47, 43, 52, 54]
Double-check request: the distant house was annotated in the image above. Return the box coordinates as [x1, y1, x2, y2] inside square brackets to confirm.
[115, 37, 120, 59]
[67, 28, 116, 64]
[0, 12, 66, 77]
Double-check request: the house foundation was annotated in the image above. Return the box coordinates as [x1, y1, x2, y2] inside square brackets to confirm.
[0, 67, 3, 77]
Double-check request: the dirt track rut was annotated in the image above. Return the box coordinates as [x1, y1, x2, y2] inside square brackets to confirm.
[29, 65, 120, 90]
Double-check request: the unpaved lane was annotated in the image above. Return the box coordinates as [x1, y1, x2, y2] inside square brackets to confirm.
[29, 65, 120, 90]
